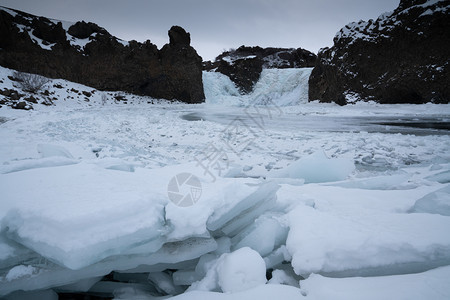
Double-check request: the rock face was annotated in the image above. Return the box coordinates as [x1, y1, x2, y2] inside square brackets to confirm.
[309, 0, 450, 105]
[205, 46, 316, 94]
[0, 7, 205, 103]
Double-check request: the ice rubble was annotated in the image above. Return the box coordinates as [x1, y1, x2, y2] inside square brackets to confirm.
[0, 144, 449, 297]
[1, 66, 450, 298]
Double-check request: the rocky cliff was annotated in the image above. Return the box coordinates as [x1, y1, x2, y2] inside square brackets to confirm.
[309, 0, 450, 105]
[0, 7, 205, 103]
[205, 46, 316, 94]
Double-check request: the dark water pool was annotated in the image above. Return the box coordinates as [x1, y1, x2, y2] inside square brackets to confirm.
[181, 112, 450, 136]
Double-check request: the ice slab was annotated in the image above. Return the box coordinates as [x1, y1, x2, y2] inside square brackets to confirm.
[286, 204, 450, 277]
[232, 213, 288, 256]
[426, 170, 450, 183]
[171, 284, 304, 300]
[410, 185, 450, 216]
[263, 245, 292, 269]
[2, 289, 58, 300]
[53, 276, 102, 293]
[165, 179, 258, 240]
[173, 270, 202, 286]
[87, 281, 156, 298]
[271, 151, 355, 183]
[0, 239, 15, 261]
[328, 173, 414, 190]
[148, 271, 184, 295]
[206, 181, 279, 232]
[37, 144, 73, 159]
[0, 157, 78, 174]
[0, 237, 217, 296]
[3, 161, 264, 270]
[300, 266, 450, 300]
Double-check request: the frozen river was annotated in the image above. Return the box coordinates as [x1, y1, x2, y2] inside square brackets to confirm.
[0, 65, 449, 298]
[182, 111, 450, 136]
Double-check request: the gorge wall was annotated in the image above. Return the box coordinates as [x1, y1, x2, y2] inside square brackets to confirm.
[0, 7, 205, 103]
[308, 0, 450, 105]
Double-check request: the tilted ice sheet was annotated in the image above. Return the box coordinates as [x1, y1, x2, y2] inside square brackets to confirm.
[0, 162, 167, 270]
[270, 151, 355, 183]
[0, 161, 269, 270]
[0, 237, 218, 295]
[411, 185, 450, 216]
[148, 284, 304, 300]
[300, 265, 450, 300]
[286, 204, 450, 277]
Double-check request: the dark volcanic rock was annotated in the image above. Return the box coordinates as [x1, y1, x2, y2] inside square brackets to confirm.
[309, 0, 450, 104]
[215, 56, 263, 94]
[0, 7, 205, 103]
[168, 25, 191, 46]
[68, 21, 109, 39]
[206, 46, 316, 94]
[12, 101, 32, 110]
[150, 26, 205, 102]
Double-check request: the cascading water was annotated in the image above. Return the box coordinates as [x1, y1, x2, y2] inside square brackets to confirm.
[203, 68, 313, 106]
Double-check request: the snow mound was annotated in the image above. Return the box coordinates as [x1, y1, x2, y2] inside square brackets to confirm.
[216, 247, 267, 293]
[188, 247, 266, 293]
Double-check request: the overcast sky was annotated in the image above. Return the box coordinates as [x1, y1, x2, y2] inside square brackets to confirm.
[0, 0, 399, 61]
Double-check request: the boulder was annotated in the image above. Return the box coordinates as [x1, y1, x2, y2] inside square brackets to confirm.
[32, 17, 66, 44]
[168, 25, 190, 47]
[68, 21, 109, 39]
[309, 0, 450, 104]
[12, 101, 32, 110]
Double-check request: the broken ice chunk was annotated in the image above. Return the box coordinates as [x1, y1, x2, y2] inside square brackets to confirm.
[232, 214, 288, 256]
[37, 144, 74, 159]
[173, 270, 202, 286]
[5, 265, 37, 281]
[268, 269, 299, 287]
[410, 185, 450, 216]
[206, 181, 279, 232]
[264, 245, 292, 269]
[271, 151, 355, 183]
[148, 272, 184, 295]
[425, 170, 450, 184]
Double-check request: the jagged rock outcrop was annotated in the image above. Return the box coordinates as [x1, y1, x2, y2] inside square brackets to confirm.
[205, 46, 316, 94]
[0, 7, 205, 103]
[309, 0, 450, 105]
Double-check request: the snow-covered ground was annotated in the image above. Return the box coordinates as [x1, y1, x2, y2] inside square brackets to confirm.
[0, 66, 449, 299]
